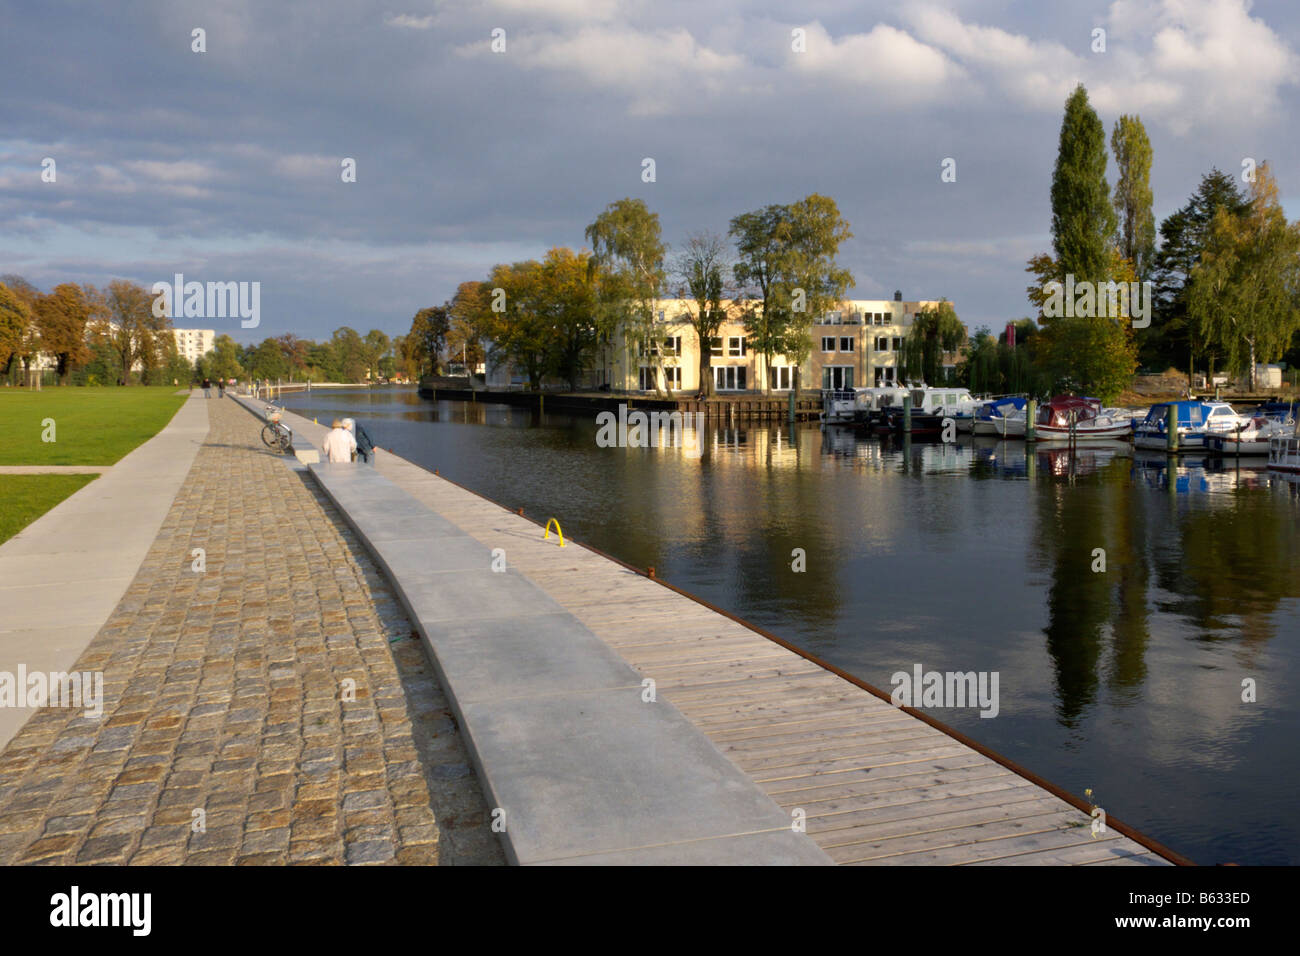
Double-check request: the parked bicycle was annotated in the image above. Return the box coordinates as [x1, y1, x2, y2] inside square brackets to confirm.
[261, 405, 293, 454]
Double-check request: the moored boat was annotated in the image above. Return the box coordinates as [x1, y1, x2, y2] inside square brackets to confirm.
[1032, 395, 1134, 442]
[972, 396, 1028, 436]
[1268, 419, 1300, 473]
[1133, 400, 1248, 451]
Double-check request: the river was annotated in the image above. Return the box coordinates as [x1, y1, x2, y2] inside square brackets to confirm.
[282, 386, 1300, 865]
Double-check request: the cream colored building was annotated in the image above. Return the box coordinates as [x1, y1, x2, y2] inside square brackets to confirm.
[600, 293, 945, 394]
[172, 327, 215, 364]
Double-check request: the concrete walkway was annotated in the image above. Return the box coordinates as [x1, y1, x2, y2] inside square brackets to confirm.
[0, 395, 208, 748]
[0, 397, 502, 865]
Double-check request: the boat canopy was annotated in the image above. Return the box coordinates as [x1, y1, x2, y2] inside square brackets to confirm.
[977, 396, 1027, 419]
[1037, 395, 1102, 425]
[1140, 400, 1221, 427]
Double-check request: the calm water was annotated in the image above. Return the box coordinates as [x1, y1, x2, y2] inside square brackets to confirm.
[285, 387, 1300, 865]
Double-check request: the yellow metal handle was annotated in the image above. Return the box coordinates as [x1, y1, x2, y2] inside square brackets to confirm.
[543, 518, 565, 547]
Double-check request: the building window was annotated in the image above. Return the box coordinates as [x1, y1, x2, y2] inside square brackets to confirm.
[662, 336, 681, 356]
[771, 366, 793, 390]
[893, 337, 903, 351]
[875, 337, 888, 352]
[822, 336, 836, 352]
[663, 366, 681, 389]
[874, 367, 897, 385]
[840, 336, 855, 352]
[727, 336, 746, 356]
[709, 337, 723, 356]
[714, 366, 747, 391]
[638, 366, 657, 391]
[657, 310, 666, 322]
[821, 366, 854, 390]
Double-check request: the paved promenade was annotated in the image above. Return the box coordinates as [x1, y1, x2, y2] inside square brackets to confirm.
[0, 397, 502, 865]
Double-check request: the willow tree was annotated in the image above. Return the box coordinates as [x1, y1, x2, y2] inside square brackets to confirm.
[900, 300, 966, 385]
[1188, 163, 1300, 391]
[585, 198, 666, 392]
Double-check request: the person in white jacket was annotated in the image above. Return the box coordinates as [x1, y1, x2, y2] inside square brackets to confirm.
[322, 420, 356, 463]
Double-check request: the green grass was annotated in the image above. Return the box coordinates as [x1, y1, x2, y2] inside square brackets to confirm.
[0, 474, 98, 544]
[0, 386, 186, 465]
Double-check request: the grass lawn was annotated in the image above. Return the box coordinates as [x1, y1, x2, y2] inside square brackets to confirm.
[0, 386, 186, 465]
[0, 474, 98, 544]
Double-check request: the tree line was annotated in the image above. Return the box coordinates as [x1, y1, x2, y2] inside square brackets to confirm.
[1011, 83, 1300, 401]
[401, 194, 861, 396]
[0, 275, 413, 386]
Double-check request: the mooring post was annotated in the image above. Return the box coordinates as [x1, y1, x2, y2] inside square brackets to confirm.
[788, 390, 795, 424]
[1167, 403, 1179, 453]
[903, 393, 912, 434]
[1026, 399, 1037, 442]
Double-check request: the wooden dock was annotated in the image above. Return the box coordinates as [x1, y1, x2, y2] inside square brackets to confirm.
[369, 458, 1180, 866]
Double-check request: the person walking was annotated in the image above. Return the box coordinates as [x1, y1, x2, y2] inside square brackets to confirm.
[202, 377, 211, 398]
[217, 379, 225, 399]
[322, 419, 355, 463]
[343, 418, 374, 463]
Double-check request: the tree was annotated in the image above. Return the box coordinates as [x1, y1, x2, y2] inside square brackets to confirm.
[105, 279, 155, 385]
[900, 300, 966, 385]
[1051, 84, 1115, 283]
[1111, 115, 1156, 281]
[489, 261, 552, 389]
[276, 334, 311, 379]
[671, 233, 736, 397]
[331, 327, 367, 381]
[0, 283, 32, 380]
[207, 334, 244, 381]
[731, 194, 853, 393]
[1188, 163, 1300, 391]
[538, 247, 602, 391]
[363, 329, 391, 381]
[247, 338, 288, 380]
[585, 198, 667, 392]
[1145, 169, 1250, 374]
[408, 307, 450, 378]
[447, 281, 495, 389]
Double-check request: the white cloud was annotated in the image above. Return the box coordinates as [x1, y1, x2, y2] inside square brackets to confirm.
[384, 13, 437, 30]
[789, 21, 963, 104]
[462, 25, 744, 115]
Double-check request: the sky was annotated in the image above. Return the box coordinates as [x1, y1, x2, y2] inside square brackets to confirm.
[2, 0, 1298, 344]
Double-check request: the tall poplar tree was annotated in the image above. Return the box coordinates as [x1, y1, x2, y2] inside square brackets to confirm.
[1111, 115, 1156, 280]
[1051, 84, 1115, 283]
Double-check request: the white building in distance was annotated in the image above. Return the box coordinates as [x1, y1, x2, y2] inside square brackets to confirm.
[172, 328, 215, 364]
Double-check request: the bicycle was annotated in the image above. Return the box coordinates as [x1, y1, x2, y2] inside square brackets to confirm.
[261, 405, 293, 454]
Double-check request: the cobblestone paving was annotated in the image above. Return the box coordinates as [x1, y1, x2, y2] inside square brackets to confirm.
[0, 398, 504, 865]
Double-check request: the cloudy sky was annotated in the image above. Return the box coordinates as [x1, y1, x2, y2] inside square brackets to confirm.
[3, 0, 1298, 343]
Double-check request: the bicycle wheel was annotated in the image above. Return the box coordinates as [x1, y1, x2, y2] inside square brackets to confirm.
[260, 423, 281, 448]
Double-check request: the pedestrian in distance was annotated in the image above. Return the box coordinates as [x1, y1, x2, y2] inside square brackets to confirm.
[322, 419, 355, 463]
[217, 379, 225, 399]
[202, 377, 211, 398]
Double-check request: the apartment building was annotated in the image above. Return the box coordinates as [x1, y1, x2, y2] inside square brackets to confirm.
[172, 328, 215, 364]
[604, 291, 945, 393]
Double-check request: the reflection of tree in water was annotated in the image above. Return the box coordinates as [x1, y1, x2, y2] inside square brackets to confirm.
[1152, 490, 1300, 656]
[1036, 458, 1299, 726]
[1035, 474, 1115, 727]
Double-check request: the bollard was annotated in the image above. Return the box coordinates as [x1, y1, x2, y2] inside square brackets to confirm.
[1166, 403, 1179, 452]
[1026, 399, 1037, 442]
[539, 393, 544, 414]
[788, 389, 795, 424]
[902, 393, 912, 434]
